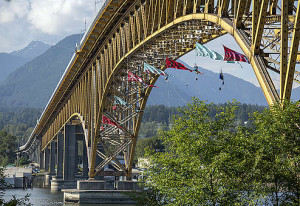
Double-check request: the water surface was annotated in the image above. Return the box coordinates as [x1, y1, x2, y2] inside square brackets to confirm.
[4, 187, 132, 206]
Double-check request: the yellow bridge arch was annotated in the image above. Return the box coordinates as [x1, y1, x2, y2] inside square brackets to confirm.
[20, 0, 300, 179]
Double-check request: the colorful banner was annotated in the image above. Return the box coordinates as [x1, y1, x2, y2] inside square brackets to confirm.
[196, 42, 223, 60]
[102, 115, 122, 129]
[128, 71, 158, 87]
[223, 46, 249, 63]
[144, 62, 169, 76]
[114, 96, 130, 107]
[166, 58, 192, 72]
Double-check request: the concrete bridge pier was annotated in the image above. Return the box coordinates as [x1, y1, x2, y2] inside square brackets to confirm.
[32, 150, 36, 163]
[51, 125, 87, 191]
[44, 147, 50, 186]
[35, 143, 40, 166]
[63, 179, 140, 204]
[44, 141, 57, 187]
[44, 147, 50, 172]
[57, 132, 64, 178]
[29, 151, 34, 162]
[82, 139, 89, 177]
[50, 141, 56, 175]
[39, 151, 44, 170]
[63, 125, 76, 181]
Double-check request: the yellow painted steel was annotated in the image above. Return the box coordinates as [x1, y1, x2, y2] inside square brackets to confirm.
[283, 0, 300, 101]
[19, 0, 299, 179]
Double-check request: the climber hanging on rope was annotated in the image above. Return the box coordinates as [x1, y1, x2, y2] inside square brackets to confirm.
[219, 70, 224, 90]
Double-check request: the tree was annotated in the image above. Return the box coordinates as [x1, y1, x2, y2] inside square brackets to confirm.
[247, 101, 300, 205]
[0, 131, 17, 166]
[138, 99, 299, 205]
[134, 136, 164, 163]
[142, 99, 247, 205]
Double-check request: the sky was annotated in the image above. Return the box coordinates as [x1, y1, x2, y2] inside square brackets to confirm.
[0, 0, 297, 90]
[0, 0, 102, 52]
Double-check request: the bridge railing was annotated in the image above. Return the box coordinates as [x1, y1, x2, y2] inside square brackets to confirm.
[79, 0, 111, 47]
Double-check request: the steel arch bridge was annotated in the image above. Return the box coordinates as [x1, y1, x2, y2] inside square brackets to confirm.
[19, 0, 300, 179]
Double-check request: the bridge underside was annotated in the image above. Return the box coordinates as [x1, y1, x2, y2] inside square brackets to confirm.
[22, 0, 300, 180]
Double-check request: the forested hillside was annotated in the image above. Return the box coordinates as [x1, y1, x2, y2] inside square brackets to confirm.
[139, 103, 265, 138]
[0, 107, 42, 144]
[0, 103, 265, 165]
[0, 107, 42, 165]
[135, 103, 266, 162]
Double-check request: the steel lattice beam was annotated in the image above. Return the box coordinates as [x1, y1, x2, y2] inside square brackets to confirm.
[18, 0, 299, 179]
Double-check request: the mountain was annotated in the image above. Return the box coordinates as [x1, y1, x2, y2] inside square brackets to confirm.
[148, 61, 300, 106]
[0, 33, 298, 108]
[0, 41, 51, 82]
[291, 86, 300, 101]
[0, 53, 28, 82]
[0, 34, 81, 107]
[10, 41, 51, 60]
[148, 61, 269, 106]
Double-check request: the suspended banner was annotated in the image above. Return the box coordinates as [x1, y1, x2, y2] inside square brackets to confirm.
[114, 96, 130, 107]
[223, 46, 250, 63]
[195, 42, 223, 60]
[144, 62, 169, 76]
[102, 115, 123, 129]
[128, 71, 158, 88]
[166, 58, 193, 72]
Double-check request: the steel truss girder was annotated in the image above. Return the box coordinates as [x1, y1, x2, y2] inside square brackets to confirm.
[19, 0, 299, 180]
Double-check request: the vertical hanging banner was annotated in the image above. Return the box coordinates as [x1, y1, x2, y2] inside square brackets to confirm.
[166, 58, 193, 72]
[223, 46, 250, 63]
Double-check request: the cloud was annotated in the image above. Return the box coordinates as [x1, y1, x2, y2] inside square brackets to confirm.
[0, 1, 29, 23]
[0, 0, 101, 52]
[27, 0, 95, 35]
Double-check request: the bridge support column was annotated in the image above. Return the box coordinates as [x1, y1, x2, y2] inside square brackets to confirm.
[44, 147, 50, 172]
[75, 140, 78, 175]
[36, 143, 40, 166]
[29, 152, 34, 162]
[44, 147, 50, 186]
[57, 132, 63, 178]
[50, 141, 56, 175]
[51, 128, 76, 191]
[82, 140, 89, 177]
[40, 150, 44, 170]
[63, 125, 76, 181]
[33, 149, 36, 162]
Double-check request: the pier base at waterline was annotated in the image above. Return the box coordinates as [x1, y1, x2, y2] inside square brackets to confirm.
[63, 180, 140, 204]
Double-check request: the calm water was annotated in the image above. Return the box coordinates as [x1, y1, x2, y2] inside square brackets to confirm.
[3, 187, 131, 206]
